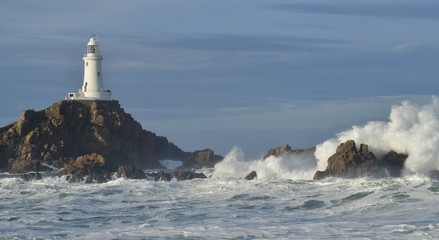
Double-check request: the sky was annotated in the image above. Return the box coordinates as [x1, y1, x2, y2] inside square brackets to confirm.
[0, 0, 438, 158]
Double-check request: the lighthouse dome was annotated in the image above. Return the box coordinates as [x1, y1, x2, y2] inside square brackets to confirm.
[87, 37, 98, 45]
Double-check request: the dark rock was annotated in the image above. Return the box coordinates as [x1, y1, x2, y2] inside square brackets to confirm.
[58, 153, 111, 183]
[381, 151, 407, 177]
[0, 100, 224, 175]
[245, 171, 257, 180]
[148, 170, 172, 182]
[263, 144, 316, 160]
[117, 165, 146, 179]
[314, 140, 387, 180]
[146, 170, 206, 181]
[174, 170, 207, 181]
[263, 144, 293, 159]
[184, 149, 223, 169]
[21, 172, 42, 181]
[313, 170, 329, 181]
[10, 159, 52, 173]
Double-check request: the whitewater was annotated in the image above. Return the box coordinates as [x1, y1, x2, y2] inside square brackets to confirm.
[1, 174, 438, 239]
[2, 97, 439, 239]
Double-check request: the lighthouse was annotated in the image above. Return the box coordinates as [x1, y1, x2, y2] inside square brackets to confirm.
[67, 36, 112, 101]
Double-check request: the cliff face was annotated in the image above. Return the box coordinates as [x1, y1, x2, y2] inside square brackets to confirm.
[0, 100, 222, 172]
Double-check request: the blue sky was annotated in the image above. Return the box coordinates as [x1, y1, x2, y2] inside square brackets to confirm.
[1, 1, 438, 157]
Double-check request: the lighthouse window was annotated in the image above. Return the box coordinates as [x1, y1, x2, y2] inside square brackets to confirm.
[98, 72, 100, 77]
[86, 62, 88, 66]
[87, 45, 96, 54]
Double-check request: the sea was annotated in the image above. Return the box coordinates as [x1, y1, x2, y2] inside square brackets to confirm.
[1, 163, 438, 239]
[1, 98, 439, 239]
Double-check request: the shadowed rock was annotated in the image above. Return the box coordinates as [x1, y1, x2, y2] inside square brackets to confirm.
[263, 144, 316, 160]
[21, 172, 42, 181]
[313, 140, 386, 180]
[174, 170, 207, 181]
[10, 159, 52, 173]
[245, 171, 257, 180]
[263, 144, 293, 159]
[148, 170, 172, 182]
[183, 149, 223, 169]
[117, 165, 146, 179]
[58, 153, 111, 183]
[381, 150, 407, 177]
[146, 170, 207, 181]
[0, 100, 223, 177]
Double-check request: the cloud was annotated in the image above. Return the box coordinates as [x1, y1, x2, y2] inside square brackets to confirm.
[142, 33, 347, 53]
[271, 1, 439, 19]
[391, 43, 439, 55]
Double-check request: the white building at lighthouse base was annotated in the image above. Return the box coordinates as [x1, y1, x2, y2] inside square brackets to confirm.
[67, 90, 112, 101]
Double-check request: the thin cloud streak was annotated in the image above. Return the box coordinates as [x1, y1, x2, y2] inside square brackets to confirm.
[143, 34, 348, 52]
[271, 1, 439, 19]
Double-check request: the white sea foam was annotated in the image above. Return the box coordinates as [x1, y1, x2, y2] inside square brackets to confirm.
[1, 173, 438, 239]
[159, 159, 183, 170]
[212, 146, 317, 179]
[315, 96, 439, 175]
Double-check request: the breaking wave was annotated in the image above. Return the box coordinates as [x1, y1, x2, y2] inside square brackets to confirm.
[316, 96, 439, 175]
[214, 96, 439, 179]
[212, 147, 317, 180]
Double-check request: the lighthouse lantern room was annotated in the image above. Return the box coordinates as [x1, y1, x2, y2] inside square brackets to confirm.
[67, 36, 112, 101]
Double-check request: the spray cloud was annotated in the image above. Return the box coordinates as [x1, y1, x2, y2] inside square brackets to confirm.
[315, 97, 439, 175]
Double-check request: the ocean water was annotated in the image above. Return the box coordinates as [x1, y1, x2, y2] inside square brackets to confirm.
[1, 170, 438, 239]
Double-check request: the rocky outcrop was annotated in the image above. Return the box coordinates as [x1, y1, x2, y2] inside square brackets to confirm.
[263, 144, 293, 159]
[117, 165, 146, 179]
[0, 100, 223, 177]
[149, 170, 173, 181]
[173, 171, 207, 181]
[245, 171, 257, 180]
[183, 149, 223, 169]
[381, 150, 407, 177]
[58, 153, 111, 183]
[263, 144, 316, 159]
[314, 140, 407, 180]
[146, 170, 206, 181]
[10, 159, 52, 173]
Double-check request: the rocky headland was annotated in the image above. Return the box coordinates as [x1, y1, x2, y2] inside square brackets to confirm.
[0, 100, 222, 182]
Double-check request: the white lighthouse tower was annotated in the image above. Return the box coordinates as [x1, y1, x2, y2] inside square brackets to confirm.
[67, 36, 112, 101]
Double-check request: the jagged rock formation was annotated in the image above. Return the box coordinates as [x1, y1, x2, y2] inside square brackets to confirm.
[117, 164, 147, 179]
[145, 170, 206, 181]
[0, 100, 223, 178]
[245, 171, 257, 180]
[58, 153, 111, 183]
[183, 149, 223, 168]
[314, 140, 408, 180]
[263, 144, 316, 159]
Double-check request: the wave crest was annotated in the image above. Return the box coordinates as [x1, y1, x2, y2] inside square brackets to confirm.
[315, 96, 439, 175]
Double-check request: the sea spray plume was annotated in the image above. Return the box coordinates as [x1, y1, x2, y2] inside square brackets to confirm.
[212, 147, 250, 178]
[213, 146, 317, 179]
[315, 96, 439, 175]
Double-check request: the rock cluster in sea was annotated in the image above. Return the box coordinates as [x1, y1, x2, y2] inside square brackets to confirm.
[0, 100, 222, 182]
[2, 100, 436, 182]
[313, 140, 407, 180]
